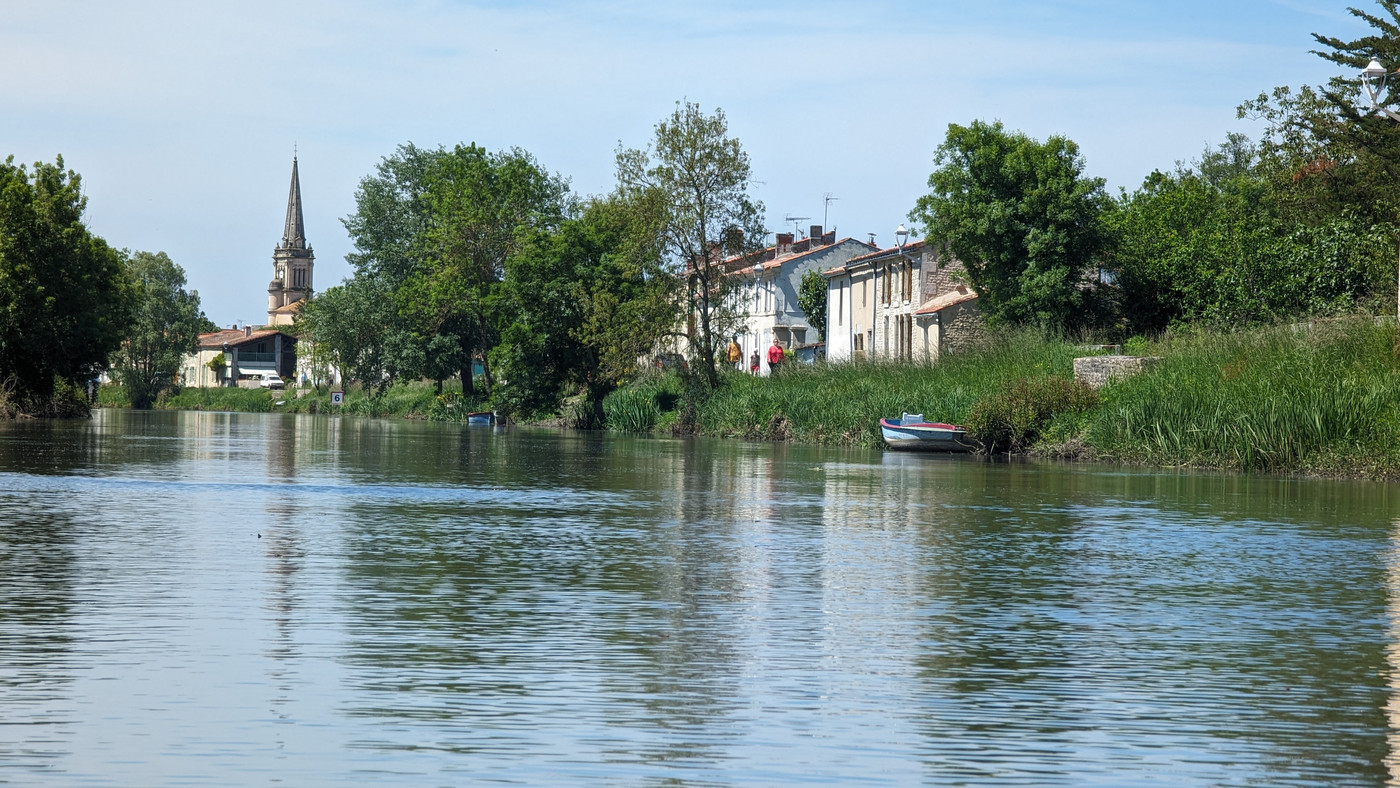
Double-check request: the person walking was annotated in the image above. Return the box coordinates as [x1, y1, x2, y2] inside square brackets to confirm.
[726, 337, 743, 371]
[766, 337, 785, 376]
[749, 350, 760, 375]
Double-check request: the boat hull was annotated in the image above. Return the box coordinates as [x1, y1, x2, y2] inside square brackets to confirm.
[467, 412, 493, 426]
[879, 418, 971, 452]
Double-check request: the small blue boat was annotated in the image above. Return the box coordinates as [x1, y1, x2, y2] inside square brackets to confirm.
[879, 413, 971, 452]
[467, 411, 493, 426]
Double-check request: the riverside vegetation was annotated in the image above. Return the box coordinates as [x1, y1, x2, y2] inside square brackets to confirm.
[104, 317, 1400, 479]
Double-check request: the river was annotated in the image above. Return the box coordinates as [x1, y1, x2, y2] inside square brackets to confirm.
[2, 409, 1399, 785]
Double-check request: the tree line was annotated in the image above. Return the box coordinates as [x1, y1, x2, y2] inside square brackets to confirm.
[916, 4, 1400, 335]
[0, 156, 212, 417]
[297, 101, 766, 421]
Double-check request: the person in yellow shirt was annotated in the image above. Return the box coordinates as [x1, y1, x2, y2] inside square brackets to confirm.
[726, 336, 742, 370]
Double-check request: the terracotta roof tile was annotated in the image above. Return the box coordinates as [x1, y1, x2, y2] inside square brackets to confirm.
[914, 285, 979, 315]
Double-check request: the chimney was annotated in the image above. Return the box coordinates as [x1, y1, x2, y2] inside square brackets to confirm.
[810, 225, 823, 244]
[243, 325, 252, 338]
[776, 232, 794, 255]
[822, 231, 835, 245]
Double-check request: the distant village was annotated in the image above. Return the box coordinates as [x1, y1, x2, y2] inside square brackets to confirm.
[188, 159, 991, 391]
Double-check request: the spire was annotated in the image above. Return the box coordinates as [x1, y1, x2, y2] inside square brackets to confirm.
[280, 157, 306, 250]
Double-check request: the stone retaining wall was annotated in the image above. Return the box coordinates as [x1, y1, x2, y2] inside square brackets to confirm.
[1073, 355, 1161, 389]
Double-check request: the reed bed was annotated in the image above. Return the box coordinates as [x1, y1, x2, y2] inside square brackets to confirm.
[1085, 319, 1400, 473]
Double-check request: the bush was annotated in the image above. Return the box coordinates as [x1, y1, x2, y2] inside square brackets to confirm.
[966, 376, 1098, 454]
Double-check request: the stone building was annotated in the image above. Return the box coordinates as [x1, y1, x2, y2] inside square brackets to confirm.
[823, 239, 983, 362]
[266, 157, 313, 326]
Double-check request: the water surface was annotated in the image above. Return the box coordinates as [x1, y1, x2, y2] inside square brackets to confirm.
[2, 409, 1398, 785]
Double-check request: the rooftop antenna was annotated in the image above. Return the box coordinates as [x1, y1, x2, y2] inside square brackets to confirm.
[867, 232, 877, 246]
[783, 214, 811, 238]
[823, 193, 838, 229]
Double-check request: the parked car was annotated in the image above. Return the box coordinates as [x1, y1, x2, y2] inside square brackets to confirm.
[258, 373, 285, 390]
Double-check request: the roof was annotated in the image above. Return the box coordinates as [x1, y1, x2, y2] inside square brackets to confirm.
[280, 157, 307, 251]
[914, 285, 979, 315]
[721, 237, 876, 277]
[822, 239, 930, 278]
[270, 299, 304, 315]
[197, 328, 296, 349]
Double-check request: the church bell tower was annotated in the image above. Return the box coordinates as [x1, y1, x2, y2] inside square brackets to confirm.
[267, 157, 314, 326]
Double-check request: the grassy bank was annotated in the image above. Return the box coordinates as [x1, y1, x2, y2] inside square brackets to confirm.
[691, 332, 1086, 445]
[1083, 319, 1400, 475]
[98, 380, 489, 421]
[98, 318, 1400, 478]
[609, 319, 1400, 478]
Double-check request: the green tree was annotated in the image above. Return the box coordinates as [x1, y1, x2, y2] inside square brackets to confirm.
[0, 156, 133, 414]
[296, 276, 405, 394]
[342, 144, 473, 394]
[401, 144, 570, 398]
[909, 120, 1111, 330]
[616, 101, 767, 388]
[797, 270, 828, 341]
[110, 251, 208, 409]
[492, 191, 675, 419]
[1108, 136, 1392, 332]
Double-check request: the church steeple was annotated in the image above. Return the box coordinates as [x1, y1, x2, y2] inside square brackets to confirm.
[268, 155, 314, 326]
[280, 156, 307, 250]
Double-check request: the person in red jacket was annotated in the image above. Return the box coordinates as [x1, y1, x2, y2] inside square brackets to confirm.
[766, 337, 785, 375]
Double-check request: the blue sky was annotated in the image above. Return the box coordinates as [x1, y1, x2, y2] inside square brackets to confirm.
[1, 0, 1376, 325]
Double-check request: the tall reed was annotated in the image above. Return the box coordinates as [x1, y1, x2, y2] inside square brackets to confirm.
[1084, 319, 1400, 472]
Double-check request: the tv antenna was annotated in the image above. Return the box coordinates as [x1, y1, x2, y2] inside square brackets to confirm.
[823, 193, 838, 229]
[783, 214, 811, 238]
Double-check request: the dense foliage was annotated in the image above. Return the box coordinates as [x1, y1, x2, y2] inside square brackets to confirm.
[110, 251, 210, 409]
[0, 156, 133, 414]
[910, 120, 1112, 331]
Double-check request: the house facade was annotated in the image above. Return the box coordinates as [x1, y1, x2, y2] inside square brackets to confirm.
[823, 239, 983, 362]
[183, 327, 298, 388]
[724, 227, 874, 373]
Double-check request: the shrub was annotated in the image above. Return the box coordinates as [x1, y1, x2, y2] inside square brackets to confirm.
[603, 387, 661, 432]
[966, 376, 1098, 454]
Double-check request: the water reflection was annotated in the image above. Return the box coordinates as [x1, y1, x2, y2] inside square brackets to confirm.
[1, 411, 1399, 784]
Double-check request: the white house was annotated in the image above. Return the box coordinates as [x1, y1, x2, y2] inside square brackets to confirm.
[723, 226, 874, 373]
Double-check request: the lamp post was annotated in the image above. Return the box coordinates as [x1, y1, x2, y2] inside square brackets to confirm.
[895, 223, 909, 255]
[1361, 58, 1400, 323]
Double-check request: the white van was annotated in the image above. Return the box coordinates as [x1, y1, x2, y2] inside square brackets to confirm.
[258, 373, 285, 390]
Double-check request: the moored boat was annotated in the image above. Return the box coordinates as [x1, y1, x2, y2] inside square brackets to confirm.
[467, 411, 493, 426]
[879, 413, 971, 452]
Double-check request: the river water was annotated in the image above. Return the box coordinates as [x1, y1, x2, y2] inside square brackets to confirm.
[2, 410, 1400, 786]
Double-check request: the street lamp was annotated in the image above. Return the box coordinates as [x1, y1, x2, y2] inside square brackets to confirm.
[1363, 59, 1400, 122]
[1361, 58, 1400, 323]
[895, 223, 909, 254]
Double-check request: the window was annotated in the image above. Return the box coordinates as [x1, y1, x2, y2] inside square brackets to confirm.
[837, 281, 844, 326]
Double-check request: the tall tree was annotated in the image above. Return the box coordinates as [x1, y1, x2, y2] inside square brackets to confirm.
[111, 251, 208, 409]
[910, 120, 1110, 330]
[296, 276, 406, 394]
[493, 191, 675, 418]
[0, 156, 133, 414]
[616, 102, 767, 388]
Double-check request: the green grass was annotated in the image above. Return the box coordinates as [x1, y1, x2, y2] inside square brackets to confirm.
[100, 379, 488, 420]
[694, 330, 1087, 446]
[1083, 318, 1400, 474]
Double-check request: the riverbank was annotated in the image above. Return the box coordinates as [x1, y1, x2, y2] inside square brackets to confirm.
[623, 318, 1400, 479]
[97, 380, 488, 421]
[94, 318, 1400, 479]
